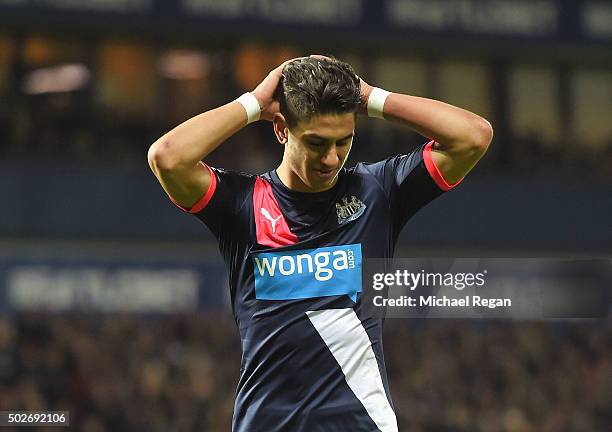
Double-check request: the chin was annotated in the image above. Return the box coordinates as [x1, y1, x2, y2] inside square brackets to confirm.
[299, 169, 337, 192]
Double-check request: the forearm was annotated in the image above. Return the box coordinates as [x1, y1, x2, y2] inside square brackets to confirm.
[382, 93, 493, 153]
[361, 86, 493, 184]
[149, 101, 247, 171]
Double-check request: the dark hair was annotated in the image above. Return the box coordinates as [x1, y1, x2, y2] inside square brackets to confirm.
[278, 57, 361, 129]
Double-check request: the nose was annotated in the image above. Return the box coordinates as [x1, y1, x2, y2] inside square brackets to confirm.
[320, 144, 339, 167]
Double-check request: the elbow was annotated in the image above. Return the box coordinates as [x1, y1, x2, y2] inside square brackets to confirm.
[148, 139, 180, 173]
[471, 117, 493, 155]
[452, 116, 493, 158]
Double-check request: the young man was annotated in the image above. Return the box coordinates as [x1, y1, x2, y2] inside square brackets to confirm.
[148, 56, 492, 431]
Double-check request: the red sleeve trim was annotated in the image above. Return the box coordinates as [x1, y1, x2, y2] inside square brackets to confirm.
[422, 140, 463, 191]
[170, 162, 217, 213]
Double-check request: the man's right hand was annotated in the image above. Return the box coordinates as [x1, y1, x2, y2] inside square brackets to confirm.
[148, 57, 304, 210]
[252, 58, 304, 122]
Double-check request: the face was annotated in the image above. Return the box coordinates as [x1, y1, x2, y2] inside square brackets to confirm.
[275, 113, 356, 192]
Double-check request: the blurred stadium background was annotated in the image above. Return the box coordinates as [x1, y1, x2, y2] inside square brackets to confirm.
[0, 1, 610, 431]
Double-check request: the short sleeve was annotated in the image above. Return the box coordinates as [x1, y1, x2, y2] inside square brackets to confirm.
[169, 162, 218, 214]
[361, 140, 460, 234]
[170, 164, 255, 240]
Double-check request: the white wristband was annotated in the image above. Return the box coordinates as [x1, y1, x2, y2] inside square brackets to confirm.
[367, 87, 390, 119]
[236, 92, 261, 124]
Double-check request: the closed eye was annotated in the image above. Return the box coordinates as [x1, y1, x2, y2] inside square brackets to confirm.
[306, 140, 326, 147]
[306, 138, 352, 147]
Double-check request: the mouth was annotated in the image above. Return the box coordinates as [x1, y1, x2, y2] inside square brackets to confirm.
[312, 168, 337, 180]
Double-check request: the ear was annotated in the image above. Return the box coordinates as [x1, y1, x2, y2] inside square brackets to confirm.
[273, 113, 289, 144]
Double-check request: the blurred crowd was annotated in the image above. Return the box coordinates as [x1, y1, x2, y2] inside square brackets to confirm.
[2, 88, 612, 181]
[1, 39, 611, 180]
[385, 320, 610, 431]
[0, 313, 609, 432]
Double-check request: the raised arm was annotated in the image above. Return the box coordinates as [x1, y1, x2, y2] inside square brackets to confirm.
[147, 59, 297, 207]
[360, 81, 493, 185]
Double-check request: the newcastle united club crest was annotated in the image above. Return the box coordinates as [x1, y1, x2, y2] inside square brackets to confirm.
[336, 195, 366, 225]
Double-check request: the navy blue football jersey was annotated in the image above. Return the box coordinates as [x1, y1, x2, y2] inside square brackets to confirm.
[172, 141, 459, 431]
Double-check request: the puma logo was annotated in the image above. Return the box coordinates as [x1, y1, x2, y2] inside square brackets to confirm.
[260, 208, 282, 234]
